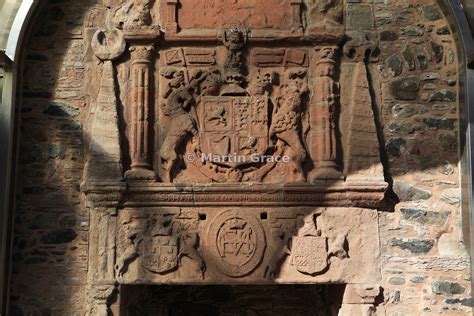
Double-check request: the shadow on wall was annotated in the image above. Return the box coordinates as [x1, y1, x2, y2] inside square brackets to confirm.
[8, 0, 98, 314]
[7, 0, 465, 315]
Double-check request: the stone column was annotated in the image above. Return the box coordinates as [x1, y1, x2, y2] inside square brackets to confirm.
[338, 284, 382, 316]
[309, 46, 343, 181]
[125, 45, 156, 180]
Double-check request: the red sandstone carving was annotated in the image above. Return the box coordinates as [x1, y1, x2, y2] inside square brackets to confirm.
[126, 45, 156, 180]
[309, 47, 343, 181]
[114, 0, 153, 30]
[290, 213, 328, 274]
[81, 2, 390, 314]
[208, 210, 266, 277]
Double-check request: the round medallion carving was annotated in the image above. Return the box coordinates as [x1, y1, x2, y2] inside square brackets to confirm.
[208, 210, 266, 277]
[91, 28, 126, 61]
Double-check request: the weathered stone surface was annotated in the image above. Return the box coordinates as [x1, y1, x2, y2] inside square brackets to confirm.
[400, 208, 450, 226]
[429, 90, 456, 102]
[438, 132, 458, 151]
[430, 41, 444, 63]
[386, 138, 406, 157]
[346, 4, 374, 30]
[40, 229, 77, 244]
[419, 5, 441, 21]
[392, 103, 426, 118]
[389, 76, 420, 100]
[441, 188, 461, 206]
[432, 281, 465, 295]
[387, 121, 419, 134]
[380, 30, 398, 41]
[175, 0, 297, 30]
[402, 47, 416, 71]
[437, 26, 450, 35]
[422, 118, 457, 130]
[386, 55, 403, 76]
[445, 298, 474, 307]
[43, 101, 80, 117]
[393, 181, 432, 201]
[416, 53, 428, 70]
[438, 233, 468, 257]
[389, 277, 406, 285]
[392, 238, 435, 254]
[401, 26, 423, 36]
[411, 275, 427, 283]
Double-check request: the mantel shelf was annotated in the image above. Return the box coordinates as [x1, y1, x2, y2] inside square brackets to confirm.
[84, 181, 388, 208]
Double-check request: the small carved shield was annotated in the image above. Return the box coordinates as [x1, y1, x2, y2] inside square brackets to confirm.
[142, 235, 179, 274]
[290, 236, 328, 274]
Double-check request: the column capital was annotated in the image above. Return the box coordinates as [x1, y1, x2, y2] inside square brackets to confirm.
[130, 45, 155, 63]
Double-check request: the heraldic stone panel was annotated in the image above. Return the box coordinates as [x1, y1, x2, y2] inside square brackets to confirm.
[81, 0, 387, 288]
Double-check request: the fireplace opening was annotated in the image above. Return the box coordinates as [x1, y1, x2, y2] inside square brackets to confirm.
[120, 284, 345, 316]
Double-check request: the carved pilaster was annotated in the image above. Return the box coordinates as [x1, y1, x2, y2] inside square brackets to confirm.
[86, 207, 119, 315]
[290, 0, 303, 30]
[165, 0, 179, 34]
[84, 27, 126, 316]
[82, 28, 126, 189]
[88, 208, 118, 282]
[125, 45, 157, 180]
[309, 46, 343, 181]
[342, 32, 384, 183]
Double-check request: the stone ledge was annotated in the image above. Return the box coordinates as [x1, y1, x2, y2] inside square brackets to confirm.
[85, 181, 388, 208]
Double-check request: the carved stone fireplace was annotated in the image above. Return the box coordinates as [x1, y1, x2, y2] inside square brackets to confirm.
[81, 0, 388, 314]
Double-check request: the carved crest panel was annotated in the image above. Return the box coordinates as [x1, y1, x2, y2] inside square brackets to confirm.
[114, 207, 380, 284]
[82, 0, 389, 294]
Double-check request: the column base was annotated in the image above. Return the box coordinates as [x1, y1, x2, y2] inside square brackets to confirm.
[86, 284, 118, 316]
[125, 168, 157, 180]
[309, 163, 344, 182]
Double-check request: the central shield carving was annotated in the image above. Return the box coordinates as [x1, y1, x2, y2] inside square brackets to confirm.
[199, 96, 269, 167]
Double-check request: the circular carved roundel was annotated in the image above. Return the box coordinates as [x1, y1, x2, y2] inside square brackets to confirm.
[91, 28, 126, 61]
[208, 210, 266, 277]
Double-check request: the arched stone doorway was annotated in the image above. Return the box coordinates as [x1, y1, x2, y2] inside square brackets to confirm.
[2, 0, 473, 315]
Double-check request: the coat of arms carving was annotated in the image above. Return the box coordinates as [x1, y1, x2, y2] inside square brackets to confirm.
[141, 235, 179, 273]
[290, 213, 329, 275]
[199, 96, 270, 166]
